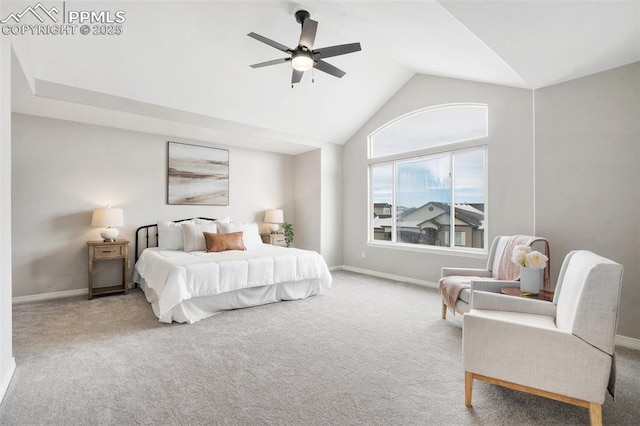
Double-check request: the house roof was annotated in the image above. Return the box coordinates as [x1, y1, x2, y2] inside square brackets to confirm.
[9, 1, 639, 154]
[374, 201, 484, 230]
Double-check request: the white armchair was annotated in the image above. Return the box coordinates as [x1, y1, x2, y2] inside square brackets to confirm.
[462, 250, 624, 426]
[440, 235, 549, 318]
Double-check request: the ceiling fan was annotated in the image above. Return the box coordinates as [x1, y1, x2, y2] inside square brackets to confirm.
[247, 9, 362, 85]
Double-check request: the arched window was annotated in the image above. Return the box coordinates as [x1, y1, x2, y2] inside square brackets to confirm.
[369, 104, 488, 252]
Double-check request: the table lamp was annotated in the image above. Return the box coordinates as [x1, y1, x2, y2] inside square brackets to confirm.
[264, 209, 284, 234]
[92, 206, 124, 242]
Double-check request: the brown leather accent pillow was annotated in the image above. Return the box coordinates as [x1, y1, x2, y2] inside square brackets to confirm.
[203, 231, 246, 253]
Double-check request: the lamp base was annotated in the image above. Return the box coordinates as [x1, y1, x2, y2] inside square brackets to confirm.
[269, 224, 280, 234]
[100, 227, 119, 242]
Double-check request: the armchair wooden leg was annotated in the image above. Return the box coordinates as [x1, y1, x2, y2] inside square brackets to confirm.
[465, 372, 473, 407]
[588, 403, 602, 426]
[442, 302, 447, 319]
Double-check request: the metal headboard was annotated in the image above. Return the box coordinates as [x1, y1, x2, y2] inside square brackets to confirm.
[134, 217, 217, 262]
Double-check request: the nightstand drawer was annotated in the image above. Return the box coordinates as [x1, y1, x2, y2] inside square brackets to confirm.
[261, 233, 287, 246]
[93, 245, 124, 259]
[271, 234, 286, 245]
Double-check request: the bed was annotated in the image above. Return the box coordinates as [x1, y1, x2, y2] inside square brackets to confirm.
[133, 218, 332, 323]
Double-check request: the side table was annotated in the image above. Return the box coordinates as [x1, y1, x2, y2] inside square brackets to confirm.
[500, 287, 554, 302]
[87, 240, 129, 300]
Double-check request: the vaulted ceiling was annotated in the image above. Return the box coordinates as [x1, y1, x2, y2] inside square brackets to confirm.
[9, 0, 640, 154]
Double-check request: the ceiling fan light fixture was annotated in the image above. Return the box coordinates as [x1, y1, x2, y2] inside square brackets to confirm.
[248, 10, 361, 84]
[291, 50, 314, 71]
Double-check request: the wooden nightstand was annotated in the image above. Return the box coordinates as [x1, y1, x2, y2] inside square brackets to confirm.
[87, 240, 129, 300]
[261, 233, 287, 247]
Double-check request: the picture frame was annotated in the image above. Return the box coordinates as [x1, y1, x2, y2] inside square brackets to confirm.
[167, 141, 229, 205]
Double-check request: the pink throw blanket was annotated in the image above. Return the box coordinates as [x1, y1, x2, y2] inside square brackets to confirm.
[439, 276, 474, 314]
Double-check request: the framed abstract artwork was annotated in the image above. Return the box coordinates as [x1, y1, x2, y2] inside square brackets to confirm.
[167, 142, 229, 205]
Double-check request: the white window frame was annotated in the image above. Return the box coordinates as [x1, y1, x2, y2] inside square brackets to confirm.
[367, 104, 489, 257]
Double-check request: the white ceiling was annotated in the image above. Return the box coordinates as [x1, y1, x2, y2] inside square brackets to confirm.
[9, 0, 640, 155]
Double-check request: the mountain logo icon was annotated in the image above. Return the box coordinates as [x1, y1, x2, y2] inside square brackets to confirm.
[1, 2, 59, 24]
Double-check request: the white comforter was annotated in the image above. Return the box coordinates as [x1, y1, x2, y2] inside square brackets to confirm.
[134, 246, 332, 322]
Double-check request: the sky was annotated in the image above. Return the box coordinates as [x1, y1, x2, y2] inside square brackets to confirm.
[372, 149, 484, 208]
[370, 104, 487, 208]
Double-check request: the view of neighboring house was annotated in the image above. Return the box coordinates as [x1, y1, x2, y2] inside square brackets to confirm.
[373, 203, 392, 218]
[373, 202, 485, 248]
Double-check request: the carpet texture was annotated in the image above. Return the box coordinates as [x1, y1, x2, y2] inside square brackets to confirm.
[1, 271, 639, 425]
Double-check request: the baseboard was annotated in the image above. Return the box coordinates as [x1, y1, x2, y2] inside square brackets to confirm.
[328, 265, 344, 272]
[12, 288, 87, 304]
[341, 265, 438, 289]
[0, 356, 16, 403]
[12, 282, 138, 304]
[616, 334, 640, 350]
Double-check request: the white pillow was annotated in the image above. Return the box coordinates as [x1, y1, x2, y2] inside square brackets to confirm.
[194, 216, 231, 224]
[181, 222, 218, 252]
[157, 220, 193, 250]
[217, 222, 263, 249]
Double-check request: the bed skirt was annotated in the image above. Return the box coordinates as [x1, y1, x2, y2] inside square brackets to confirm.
[135, 274, 325, 324]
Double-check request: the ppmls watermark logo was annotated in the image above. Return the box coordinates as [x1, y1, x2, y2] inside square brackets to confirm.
[1, 2, 126, 36]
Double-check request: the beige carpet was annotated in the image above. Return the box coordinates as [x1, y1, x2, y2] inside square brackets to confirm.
[1, 270, 639, 425]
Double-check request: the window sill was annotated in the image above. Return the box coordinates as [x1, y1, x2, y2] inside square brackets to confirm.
[366, 241, 487, 259]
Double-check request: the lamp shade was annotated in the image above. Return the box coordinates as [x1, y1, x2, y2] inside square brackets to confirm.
[91, 207, 124, 227]
[264, 209, 284, 224]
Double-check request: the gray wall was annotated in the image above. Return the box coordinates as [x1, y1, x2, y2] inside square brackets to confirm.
[11, 114, 295, 298]
[0, 31, 15, 402]
[342, 74, 534, 282]
[535, 63, 640, 339]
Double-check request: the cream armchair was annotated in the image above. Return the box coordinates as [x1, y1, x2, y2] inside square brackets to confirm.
[462, 250, 624, 426]
[440, 235, 549, 318]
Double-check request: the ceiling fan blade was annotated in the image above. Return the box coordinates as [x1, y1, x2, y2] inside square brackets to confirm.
[250, 58, 290, 68]
[314, 59, 346, 78]
[298, 19, 318, 50]
[314, 42, 362, 59]
[247, 32, 292, 53]
[291, 69, 304, 84]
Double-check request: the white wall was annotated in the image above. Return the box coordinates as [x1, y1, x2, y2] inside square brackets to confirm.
[292, 146, 343, 268]
[342, 74, 534, 282]
[293, 149, 321, 255]
[11, 114, 294, 298]
[0, 35, 16, 402]
[320, 144, 343, 267]
[535, 63, 640, 339]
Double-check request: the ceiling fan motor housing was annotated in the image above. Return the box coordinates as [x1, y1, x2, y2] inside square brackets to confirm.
[295, 9, 310, 25]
